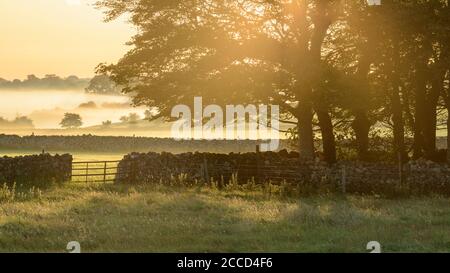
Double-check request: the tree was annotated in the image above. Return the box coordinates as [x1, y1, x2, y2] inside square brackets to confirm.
[60, 113, 83, 129]
[85, 74, 121, 95]
[96, 0, 345, 163]
[128, 113, 141, 124]
[330, 0, 449, 161]
[13, 116, 34, 128]
[96, 0, 450, 163]
[370, 0, 449, 160]
[119, 115, 129, 123]
[102, 120, 113, 127]
[0, 116, 34, 128]
[120, 113, 141, 125]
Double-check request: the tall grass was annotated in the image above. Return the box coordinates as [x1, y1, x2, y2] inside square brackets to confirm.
[0, 183, 449, 252]
[0, 183, 42, 203]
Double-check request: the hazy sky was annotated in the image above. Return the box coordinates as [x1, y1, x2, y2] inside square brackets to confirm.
[0, 0, 135, 80]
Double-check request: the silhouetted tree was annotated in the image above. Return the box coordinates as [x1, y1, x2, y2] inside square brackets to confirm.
[102, 120, 113, 127]
[120, 113, 141, 125]
[0, 116, 34, 128]
[60, 113, 83, 129]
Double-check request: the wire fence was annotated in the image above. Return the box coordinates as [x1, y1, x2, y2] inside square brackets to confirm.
[203, 162, 402, 183]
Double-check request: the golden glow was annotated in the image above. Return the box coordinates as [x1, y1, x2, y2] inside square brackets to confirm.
[0, 0, 135, 80]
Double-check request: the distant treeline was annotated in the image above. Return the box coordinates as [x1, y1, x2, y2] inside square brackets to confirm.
[0, 116, 34, 129]
[0, 74, 121, 95]
[0, 134, 291, 154]
[0, 74, 89, 90]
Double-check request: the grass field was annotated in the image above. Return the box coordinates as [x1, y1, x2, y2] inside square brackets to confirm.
[0, 183, 450, 253]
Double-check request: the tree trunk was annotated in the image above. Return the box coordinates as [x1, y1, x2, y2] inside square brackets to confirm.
[352, 110, 370, 161]
[392, 87, 406, 159]
[413, 109, 425, 159]
[297, 102, 315, 161]
[294, 0, 332, 162]
[423, 70, 445, 159]
[316, 109, 336, 164]
[444, 76, 450, 164]
[423, 107, 437, 158]
[447, 107, 450, 164]
[391, 40, 406, 160]
[352, 50, 372, 161]
[412, 63, 427, 159]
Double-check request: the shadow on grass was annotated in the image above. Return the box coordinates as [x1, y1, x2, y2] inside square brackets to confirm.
[1, 185, 450, 253]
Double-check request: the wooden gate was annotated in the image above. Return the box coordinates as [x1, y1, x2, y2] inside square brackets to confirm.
[71, 160, 121, 183]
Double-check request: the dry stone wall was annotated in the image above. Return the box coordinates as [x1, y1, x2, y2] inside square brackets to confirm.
[0, 153, 72, 187]
[115, 151, 450, 196]
[0, 134, 290, 154]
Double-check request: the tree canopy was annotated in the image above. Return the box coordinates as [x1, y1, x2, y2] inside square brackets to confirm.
[96, 0, 450, 163]
[60, 113, 83, 129]
[85, 74, 122, 95]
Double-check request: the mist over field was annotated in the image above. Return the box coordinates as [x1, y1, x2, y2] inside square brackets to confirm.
[0, 86, 292, 138]
[0, 89, 148, 131]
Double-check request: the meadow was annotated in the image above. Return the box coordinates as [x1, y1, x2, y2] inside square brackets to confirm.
[0, 182, 449, 253]
[1, 150, 449, 253]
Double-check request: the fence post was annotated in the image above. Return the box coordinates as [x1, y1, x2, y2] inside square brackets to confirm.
[256, 144, 261, 184]
[341, 166, 347, 195]
[69, 161, 73, 182]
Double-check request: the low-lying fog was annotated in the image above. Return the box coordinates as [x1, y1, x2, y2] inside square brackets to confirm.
[0, 89, 147, 129]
